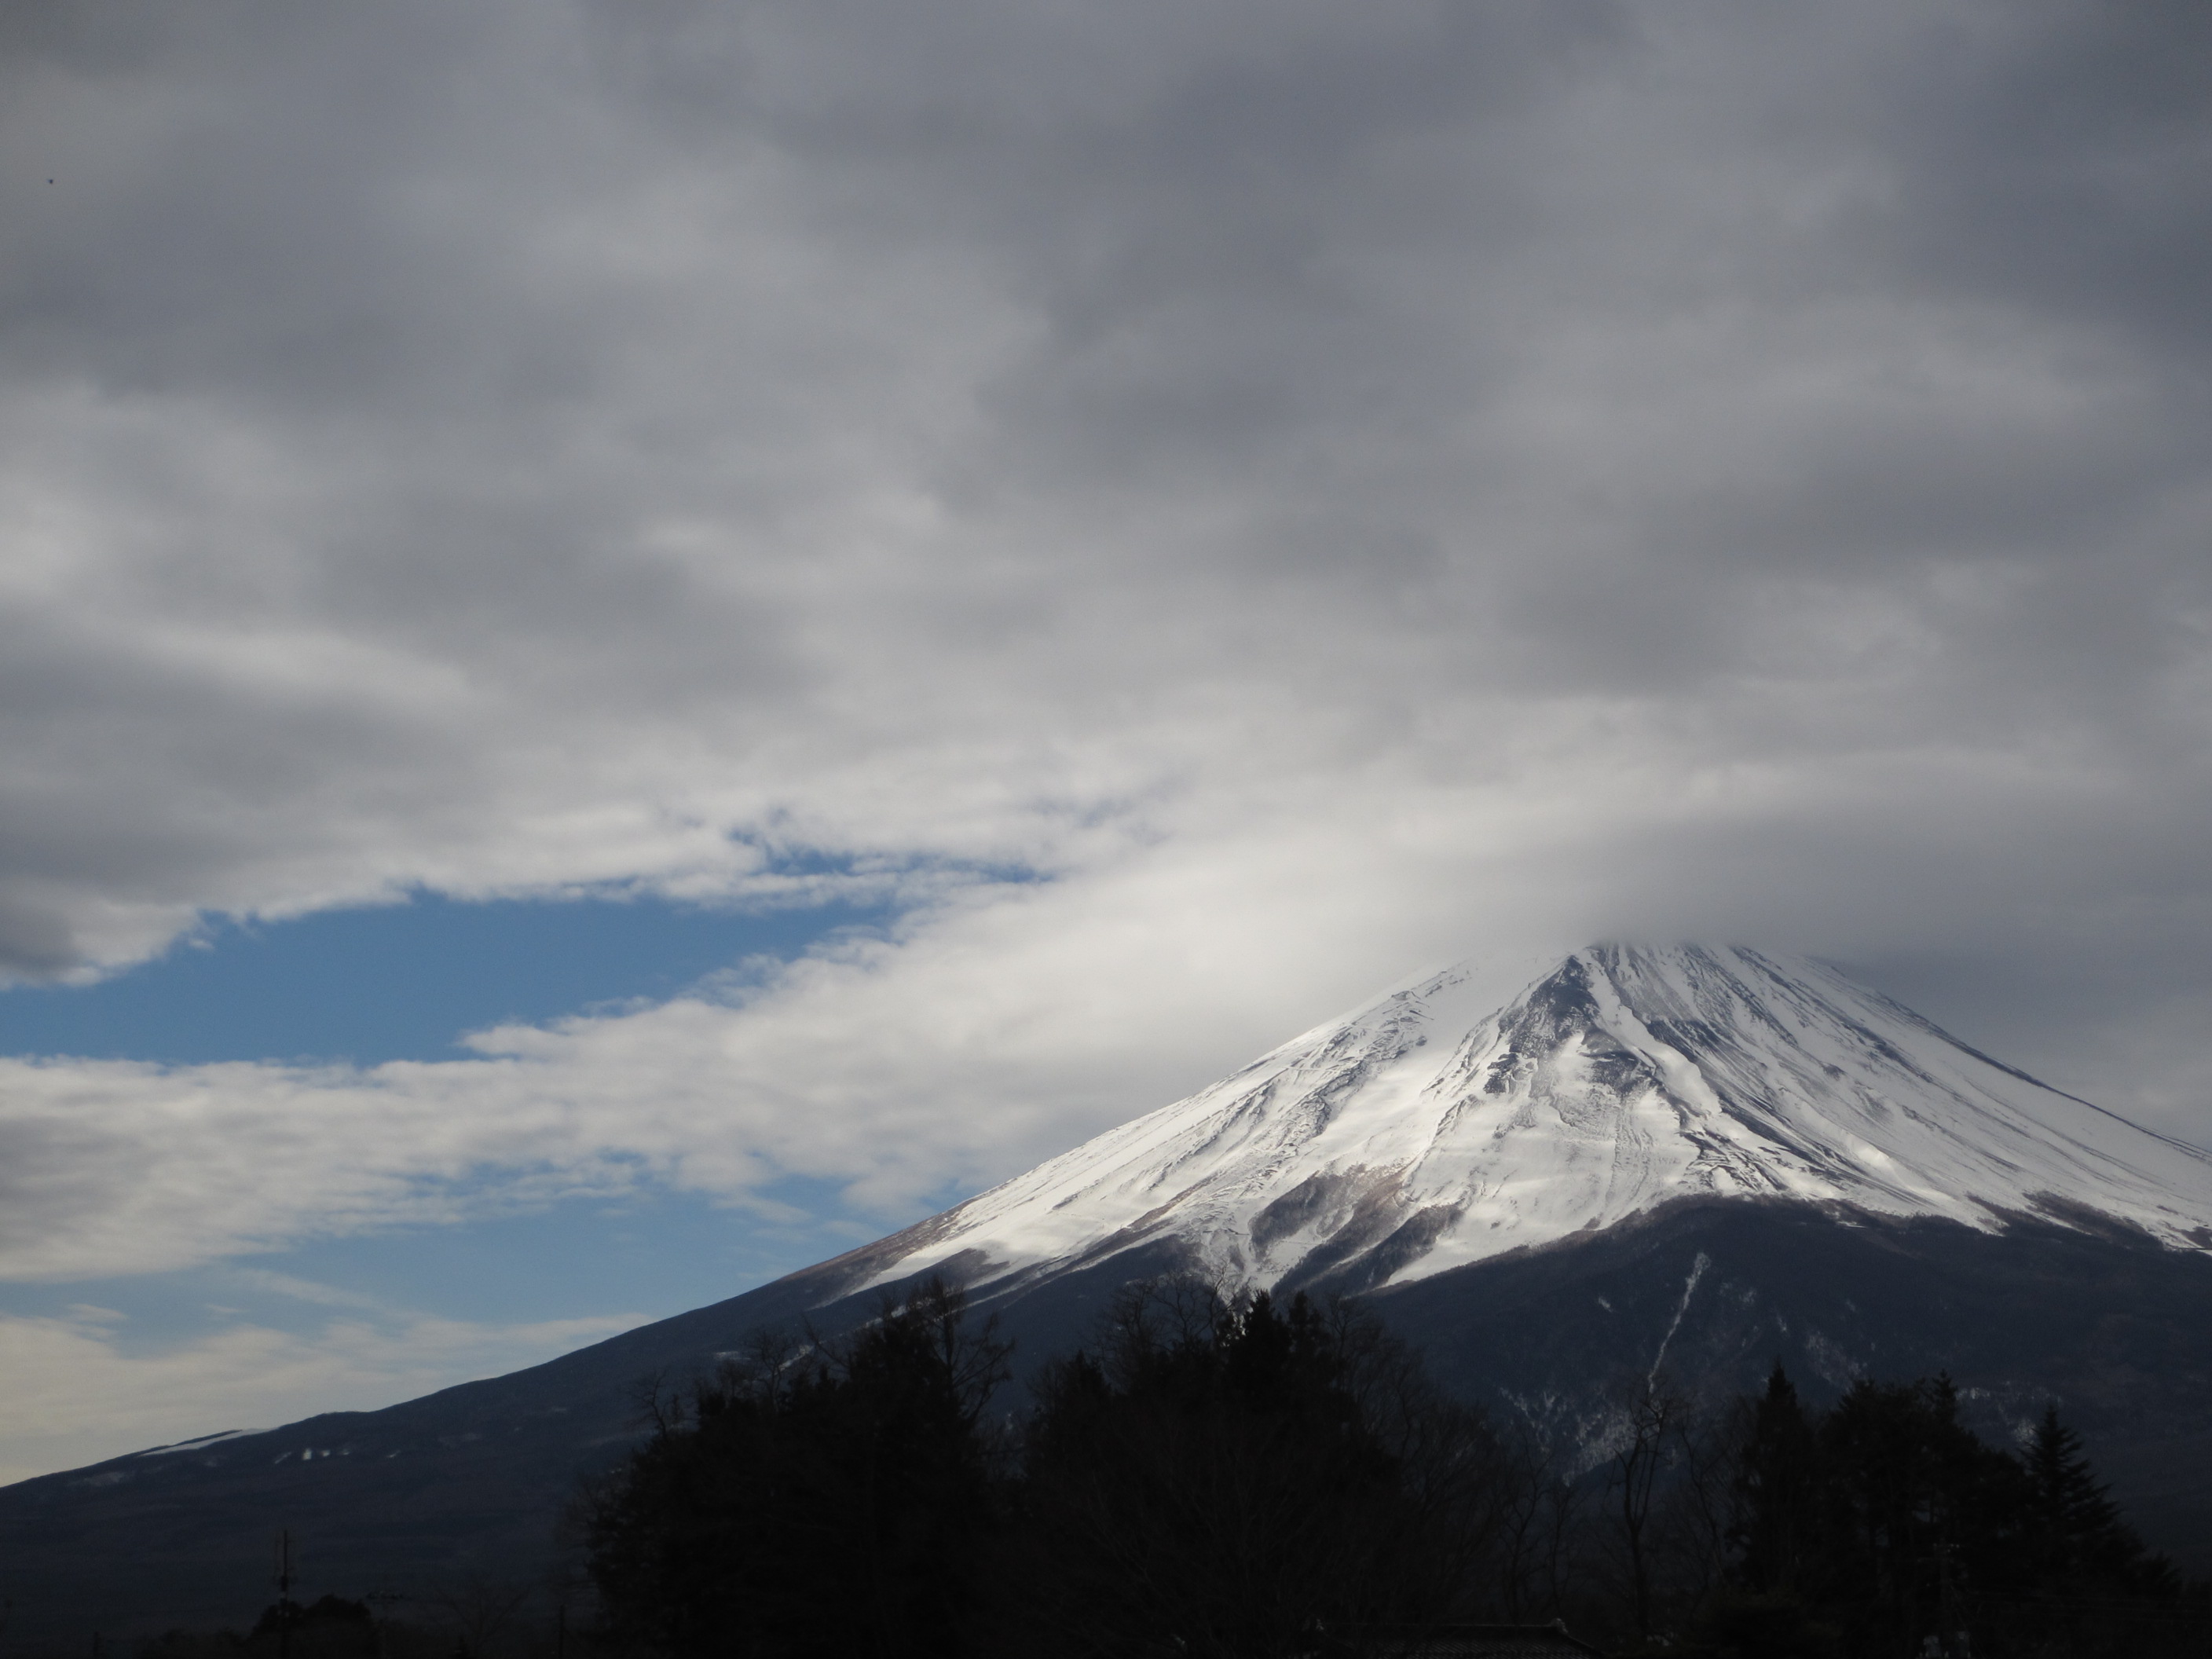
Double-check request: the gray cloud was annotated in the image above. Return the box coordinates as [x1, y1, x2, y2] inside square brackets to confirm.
[0, 0, 2206, 1199]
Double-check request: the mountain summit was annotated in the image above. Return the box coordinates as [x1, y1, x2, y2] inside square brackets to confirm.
[833, 943, 2212, 1302]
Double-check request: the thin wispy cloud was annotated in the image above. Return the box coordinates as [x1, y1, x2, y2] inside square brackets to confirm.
[0, 1298, 646, 1485]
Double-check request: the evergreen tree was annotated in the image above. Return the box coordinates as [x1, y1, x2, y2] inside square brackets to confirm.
[582, 1276, 1010, 1659]
[1712, 1374, 2191, 1659]
[2027, 1408, 2119, 1577]
[1008, 1280, 1505, 1658]
[1730, 1364, 1820, 1598]
[2022, 1405, 2177, 1601]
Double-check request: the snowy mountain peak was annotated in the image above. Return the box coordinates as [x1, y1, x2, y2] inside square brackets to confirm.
[844, 944, 2212, 1302]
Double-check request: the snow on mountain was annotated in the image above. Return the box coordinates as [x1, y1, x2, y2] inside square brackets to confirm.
[851, 944, 2212, 1301]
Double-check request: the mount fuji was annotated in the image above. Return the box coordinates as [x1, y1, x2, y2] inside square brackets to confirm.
[8, 944, 2212, 1638]
[815, 943, 2212, 1306]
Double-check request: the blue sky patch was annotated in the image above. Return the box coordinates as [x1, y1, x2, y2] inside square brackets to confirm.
[0, 892, 889, 1067]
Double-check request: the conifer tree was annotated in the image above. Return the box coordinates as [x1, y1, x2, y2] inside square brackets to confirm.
[1009, 1280, 1504, 1658]
[582, 1276, 1010, 1659]
[2023, 1405, 2176, 1600]
[1731, 1364, 1819, 1597]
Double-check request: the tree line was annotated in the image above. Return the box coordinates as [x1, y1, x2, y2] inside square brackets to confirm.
[574, 1276, 2208, 1659]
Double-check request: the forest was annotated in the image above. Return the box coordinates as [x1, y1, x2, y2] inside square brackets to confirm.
[124, 1276, 2205, 1659]
[575, 1276, 2203, 1659]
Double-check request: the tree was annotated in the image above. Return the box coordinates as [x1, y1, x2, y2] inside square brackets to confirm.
[1731, 1364, 1818, 1599]
[2012, 1402, 2183, 1657]
[243, 1597, 375, 1659]
[1705, 1372, 2190, 1659]
[2022, 1406, 2172, 1594]
[1602, 1378, 1674, 1645]
[425, 1578, 533, 1659]
[1492, 1417, 1587, 1624]
[1799, 1375, 2029, 1656]
[1007, 1280, 1507, 1658]
[582, 1276, 1011, 1659]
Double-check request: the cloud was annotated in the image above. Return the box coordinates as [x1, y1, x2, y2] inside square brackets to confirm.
[2, 810, 2205, 1293]
[0, 0, 2207, 1291]
[0, 1296, 644, 1484]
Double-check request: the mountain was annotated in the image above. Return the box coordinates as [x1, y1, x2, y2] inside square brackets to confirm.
[815, 943, 2212, 1302]
[5, 944, 2212, 1641]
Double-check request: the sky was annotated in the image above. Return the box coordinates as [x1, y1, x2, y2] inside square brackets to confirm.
[1, 0, 2209, 1483]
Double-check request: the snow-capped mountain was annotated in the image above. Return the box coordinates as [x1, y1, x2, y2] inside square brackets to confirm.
[844, 943, 2212, 1301]
[14, 943, 2212, 1635]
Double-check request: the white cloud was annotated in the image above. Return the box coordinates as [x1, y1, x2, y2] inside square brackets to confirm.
[0, 1298, 644, 1485]
[3, 728, 2207, 1291]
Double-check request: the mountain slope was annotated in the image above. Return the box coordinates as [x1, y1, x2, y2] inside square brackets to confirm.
[829, 943, 2212, 1302]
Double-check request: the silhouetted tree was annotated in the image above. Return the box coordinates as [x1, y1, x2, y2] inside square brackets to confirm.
[1006, 1279, 1507, 1658]
[1601, 1377, 1681, 1643]
[1703, 1370, 2189, 1659]
[2023, 1406, 2172, 1595]
[582, 1276, 1010, 1659]
[1493, 1417, 1588, 1624]
[1731, 1365, 1819, 1599]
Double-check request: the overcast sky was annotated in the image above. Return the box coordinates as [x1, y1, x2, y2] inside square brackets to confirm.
[2, 0, 2209, 1481]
